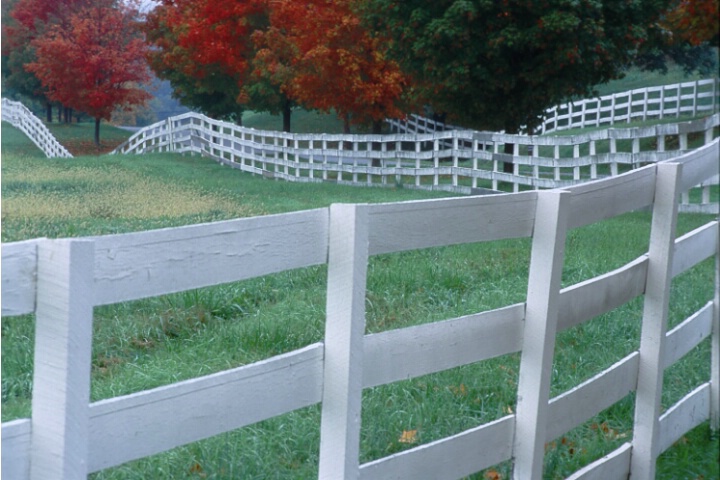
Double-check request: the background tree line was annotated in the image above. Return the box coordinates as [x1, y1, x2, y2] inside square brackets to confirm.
[2, 0, 718, 145]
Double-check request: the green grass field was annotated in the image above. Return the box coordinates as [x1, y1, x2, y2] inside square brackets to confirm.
[2, 83, 719, 479]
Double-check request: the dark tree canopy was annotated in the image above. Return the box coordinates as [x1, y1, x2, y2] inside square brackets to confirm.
[360, 0, 716, 133]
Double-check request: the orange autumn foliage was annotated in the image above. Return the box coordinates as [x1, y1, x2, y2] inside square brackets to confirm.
[665, 0, 720, 46]
[258, 0, 411, 130]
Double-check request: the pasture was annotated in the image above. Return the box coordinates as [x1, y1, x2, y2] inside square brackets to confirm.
[1, 109, 718, 478]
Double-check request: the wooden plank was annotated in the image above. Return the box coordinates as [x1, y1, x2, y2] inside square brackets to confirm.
[318, 204, 369, 480]
[664, 302, 713, 369]
[1, 419, 32, 480]
[631, 162, 682, 480]
[565, 443, 632, 480]
[31, 240, 95, 480]
[366, 192, 537, 256]
[513, 190, 571, 480]
[672, 221, 718, 278]
[92, 209, 328, 305]
[359, 415, 514, 480]
[1, 239, 42, 317]
[672, 138, 720, 193]
[558, 256, 648, 332]
[565, 165, 656, 229]
[87, 343, 323, 472]
[363, 304, 525, 388]
[658, 383, 711, 454]
[546, 353, 639, 441]
[712, 241, 720, 432]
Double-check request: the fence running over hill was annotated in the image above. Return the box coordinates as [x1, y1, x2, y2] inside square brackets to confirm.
[116, 109, 720, 213]
[2, 138, 719, 479]
[1, 98, 73, 158]
[389, 78, 719, 135]
[113, 109, 720, 214]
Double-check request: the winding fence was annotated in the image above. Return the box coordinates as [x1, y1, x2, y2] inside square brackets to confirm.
[389, 78, 719, 135]
[2, 137, 718, 479]
[1, 98, 72, 158]
[2, 79, 717, 214]
[113, 110, 720, 213]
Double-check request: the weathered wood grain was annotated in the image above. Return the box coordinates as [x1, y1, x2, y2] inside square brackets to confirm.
[672, 221, 718, 277]
[564, 443, 632, 480]
[1, 419, 31, 480]
[565, 165, 656, 229]
[359, 415, 514, 480]
[318, 204, 369, 480]
[546, 353, 639, 441]
[366, 192, 537, 255]
[664, 302, 713, 369]
[558, 256, 648, 331]
[87, 343, 324, 472]
[31, 240, 95, 480]
[673, 138, 720, 193]
[658, 383, 711, 455]
[1, 239, 42, 316]
[631, 163, 681, 480]
[363, 304, 525, 388]
[92, 209, 328, 305]
[513, 190, 570, 479]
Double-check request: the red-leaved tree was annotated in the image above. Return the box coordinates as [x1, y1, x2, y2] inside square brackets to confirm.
[145, 0, 268, 123]
[258, 0, 411, 133]
[665, 0, 720, 46]
[4, 0, 93, 121]
[26, 0, 150, 146]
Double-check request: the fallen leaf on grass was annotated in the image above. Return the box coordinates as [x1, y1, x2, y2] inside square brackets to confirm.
[484, 468, 503, 480]
[398, 429, 418, 444]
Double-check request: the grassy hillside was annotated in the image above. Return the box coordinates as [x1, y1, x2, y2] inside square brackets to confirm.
[1, 65, 718, 479]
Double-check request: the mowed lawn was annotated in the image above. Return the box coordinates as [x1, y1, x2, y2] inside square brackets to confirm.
[1, 118, 718, 479]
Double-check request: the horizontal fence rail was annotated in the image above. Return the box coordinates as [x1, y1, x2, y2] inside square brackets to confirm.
[1, 98, 72, 158]
[113, 109, 719, 214]
[2, 137, 718, 479]
[541, 78, 719, 134]
[389, 78, 720, 135]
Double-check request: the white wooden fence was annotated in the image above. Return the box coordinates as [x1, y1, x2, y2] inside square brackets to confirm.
[389, 78, 719, 135]
[2, 138, 718, 479]
[113, 110, 719, 213]
[541, 78, 719, 134]
[1, 98, 73, 158]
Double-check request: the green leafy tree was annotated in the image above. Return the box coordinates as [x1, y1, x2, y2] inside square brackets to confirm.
[144, 0, 273, 124]
[360, 0, 714, 134]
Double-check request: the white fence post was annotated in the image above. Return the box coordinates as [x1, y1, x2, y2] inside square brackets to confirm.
[1, 98, 72, 158]
[512, 190, 571, 479]
[30, 239, 95, 480]
[630, 162, 682, 480]
[712, 223, 720, 431]
[318, 204, 369, 480]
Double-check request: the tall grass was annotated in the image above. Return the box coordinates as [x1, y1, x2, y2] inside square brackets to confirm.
[1, 118, 718, 479]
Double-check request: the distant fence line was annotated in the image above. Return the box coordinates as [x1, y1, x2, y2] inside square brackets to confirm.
[2, 138, 718, 479]
[2, 78, 718, 214]
[389, 78, 719, 135]
[113, 110, 720, 214]
[0, 98, 73, 158]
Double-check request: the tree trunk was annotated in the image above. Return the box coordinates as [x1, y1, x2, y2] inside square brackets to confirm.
[503, 141, 514, 173]
[57, 105, 62, 123]
[282, 99, 292, 133]
[503, 122, 521, 174]
[371, 120, 383, 167]
[343, 113, 351, 134]
[46, 102, 52, 123]
[94, 118, 101, 147]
